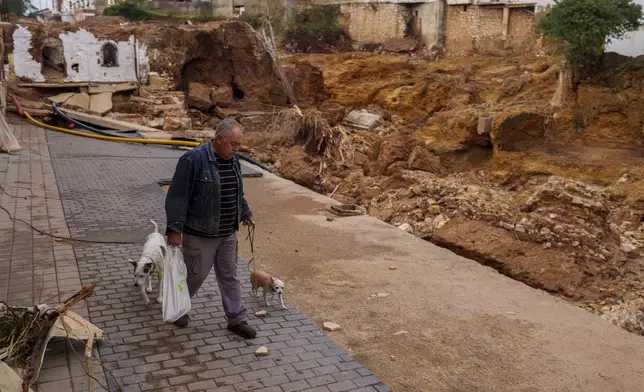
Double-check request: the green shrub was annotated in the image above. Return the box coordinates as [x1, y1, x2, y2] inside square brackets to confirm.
[285, 5, 345, 40]
[103, 1, 151, 21]
[103, 1, 224, 22]
[537, 0, 643, 81]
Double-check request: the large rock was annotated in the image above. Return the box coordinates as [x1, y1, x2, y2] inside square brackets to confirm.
[407, 146, 442, 173]
[377, 135, 414, 170]
[163, 115, 192, 132]
[186, 82, 212, 111]
[283, 60, 328, 106]
[278, 147, 319, 189]
[210, 85, 233, 108]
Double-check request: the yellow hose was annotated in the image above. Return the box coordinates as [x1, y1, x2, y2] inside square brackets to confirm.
[24, 111, 201, 148]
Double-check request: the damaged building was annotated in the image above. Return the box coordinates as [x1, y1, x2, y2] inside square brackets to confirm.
[310, 0, 536, 54]
[5, 19, 299, 140]
[12, 24, 146, 83]
[8, 20, 288, 103]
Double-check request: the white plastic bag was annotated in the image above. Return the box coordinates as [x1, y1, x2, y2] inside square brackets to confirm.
[162, 246, 191, 323]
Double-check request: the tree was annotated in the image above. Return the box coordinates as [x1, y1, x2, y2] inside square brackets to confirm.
[1, 0, 36, 16]
[538, 0, 643, 82]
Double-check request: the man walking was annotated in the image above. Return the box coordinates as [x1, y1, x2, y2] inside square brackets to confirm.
[164, 118, 256, 339]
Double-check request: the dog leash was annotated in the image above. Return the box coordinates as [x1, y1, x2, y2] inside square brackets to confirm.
[246, 223, 256, 265]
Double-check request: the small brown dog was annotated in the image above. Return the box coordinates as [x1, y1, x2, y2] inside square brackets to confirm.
[248, 258, 286, 309]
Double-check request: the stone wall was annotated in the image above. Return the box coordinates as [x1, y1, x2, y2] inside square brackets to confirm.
[339, 3, 410, 44]
[444, 4, 534, 55]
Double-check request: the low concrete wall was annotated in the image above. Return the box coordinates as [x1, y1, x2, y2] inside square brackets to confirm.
[410, 0, 443, 47]
[139, 0, 213, 15]
[606, 27, 644, 57]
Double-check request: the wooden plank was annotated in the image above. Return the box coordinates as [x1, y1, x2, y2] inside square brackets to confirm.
[17, 82, 88, 88]
[59, 107, 173, 139]
[0, 113, 21, 153]
[88, 82, 138, 94]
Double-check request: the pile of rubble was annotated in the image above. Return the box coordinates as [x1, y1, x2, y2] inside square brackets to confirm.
[356, 170, 643, 314]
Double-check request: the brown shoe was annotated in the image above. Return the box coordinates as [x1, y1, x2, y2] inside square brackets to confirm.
[227, 321, 256, 339]
[173, 314, 190, 328]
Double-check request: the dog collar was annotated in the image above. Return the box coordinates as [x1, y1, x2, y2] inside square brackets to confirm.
[154, 272, 163, 279]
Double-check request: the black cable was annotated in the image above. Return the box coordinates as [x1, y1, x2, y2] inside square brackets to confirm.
[0, 204, 141, 245]
[0, 183, 63, 201]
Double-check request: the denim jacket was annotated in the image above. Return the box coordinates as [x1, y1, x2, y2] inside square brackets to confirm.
[165, 143, 252, 236]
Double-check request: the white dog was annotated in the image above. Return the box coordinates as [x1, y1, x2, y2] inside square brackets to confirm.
[129, 219, 167, 305]
[247, 259, 286, 309]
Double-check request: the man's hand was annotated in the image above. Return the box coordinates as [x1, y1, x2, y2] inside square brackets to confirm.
[167, 232, 182, 247]
[242, 215, 255, 226]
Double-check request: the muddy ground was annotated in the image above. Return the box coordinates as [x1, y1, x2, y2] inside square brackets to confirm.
[239, 51, 644, 336]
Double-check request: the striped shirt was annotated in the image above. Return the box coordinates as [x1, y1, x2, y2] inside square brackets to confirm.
[215, 154, 239, 237]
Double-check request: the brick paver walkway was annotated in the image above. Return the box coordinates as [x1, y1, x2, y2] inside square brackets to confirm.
[1, 120, 389, 392]
[0, 119, 108, 392]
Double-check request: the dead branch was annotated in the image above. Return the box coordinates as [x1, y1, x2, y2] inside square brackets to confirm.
[56, 284, 96, 314]
[258, 0, 297, 105]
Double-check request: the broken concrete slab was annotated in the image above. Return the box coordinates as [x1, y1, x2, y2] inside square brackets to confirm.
[48, 92, 75, 104]
[64, 93, 91, 111]
[342, 109, 383, 130]
[210, 85, 233, 108]
[147, 118, 164, 128]
[187, 82, 213, 111]
[89, 92, 113, 115]
[59, 107, 172, 139]
[163, 115, 192, 132]
[88, 82, 137, 94]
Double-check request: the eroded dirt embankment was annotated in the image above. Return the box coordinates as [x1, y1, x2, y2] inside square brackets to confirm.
[242, 51, 644, 335]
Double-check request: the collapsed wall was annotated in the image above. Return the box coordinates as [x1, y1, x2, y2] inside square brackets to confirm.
[9, 20, 287, 105]
[12, 22, 143, 83]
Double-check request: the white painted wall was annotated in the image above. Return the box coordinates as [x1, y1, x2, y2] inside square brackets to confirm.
[12, 25, 46, 82]
[537, 0, 644, 57]
[12, 26, 150, 83]
[606, 27, 644, 57]
[59, 29, 138, 82]
[61, 0, 95, 13]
